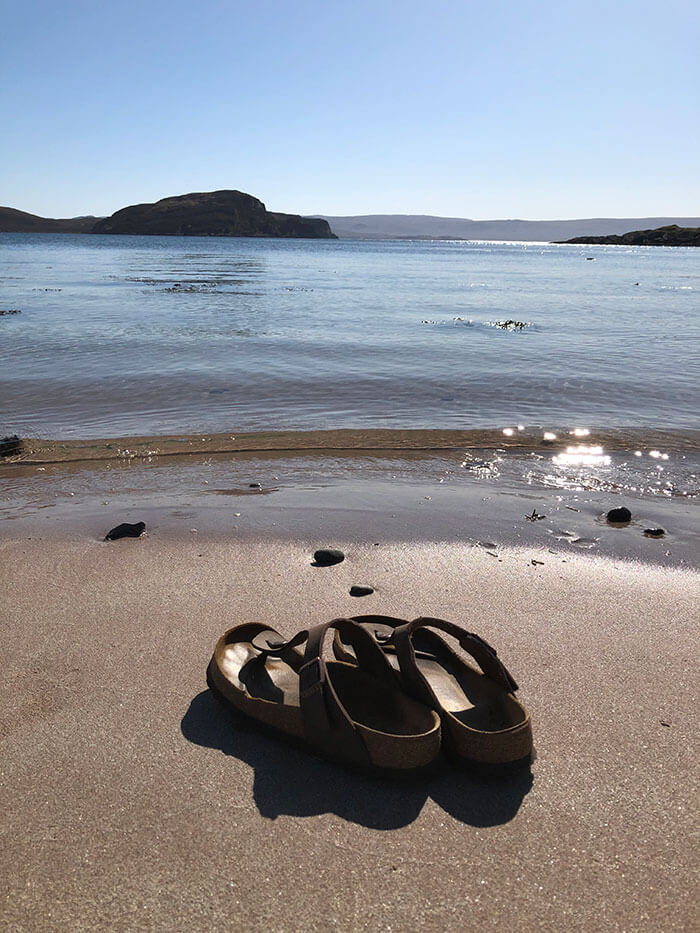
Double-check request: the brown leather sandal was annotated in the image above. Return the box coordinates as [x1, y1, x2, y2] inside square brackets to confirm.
[207, 618, 442, 777]
[333, 615, 533, 771]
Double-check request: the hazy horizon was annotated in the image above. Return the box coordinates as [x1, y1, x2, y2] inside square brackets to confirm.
[2, 0, 698, 220]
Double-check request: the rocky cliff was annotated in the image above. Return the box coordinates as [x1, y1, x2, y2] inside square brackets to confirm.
[91, 190, 336, 238]
[558, 225, 700, 247]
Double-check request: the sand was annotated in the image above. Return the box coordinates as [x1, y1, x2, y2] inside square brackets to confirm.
[1, 528, 698, 932]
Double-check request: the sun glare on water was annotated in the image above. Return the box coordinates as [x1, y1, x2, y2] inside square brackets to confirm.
[552, 445, 611, 467]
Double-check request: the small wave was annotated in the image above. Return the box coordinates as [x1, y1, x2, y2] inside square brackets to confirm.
[520, 461, 697, 499]
[461, 451, 501, 478]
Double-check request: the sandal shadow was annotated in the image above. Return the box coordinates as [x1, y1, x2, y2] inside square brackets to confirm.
[181, 690, 428, 828]
[428, 765, 533, 826]
[181, 690, 532, 828]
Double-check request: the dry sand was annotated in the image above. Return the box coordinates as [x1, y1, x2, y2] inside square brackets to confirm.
[1, 532, 698, 932]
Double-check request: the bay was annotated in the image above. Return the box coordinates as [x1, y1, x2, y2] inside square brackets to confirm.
[2, 232, 699, 504]
[1, 231, 698, 439]
[0, 234, 700, 437]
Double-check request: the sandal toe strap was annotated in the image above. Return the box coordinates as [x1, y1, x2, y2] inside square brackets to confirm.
[259, 618, 399, 766]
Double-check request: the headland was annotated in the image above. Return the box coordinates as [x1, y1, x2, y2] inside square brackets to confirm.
[0, 191, 336, 238]
[558, 224, 700, 247]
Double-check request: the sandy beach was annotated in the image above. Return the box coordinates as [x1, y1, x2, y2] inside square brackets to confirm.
[1, 458, 698, 932]
[4, 0, 699, 927]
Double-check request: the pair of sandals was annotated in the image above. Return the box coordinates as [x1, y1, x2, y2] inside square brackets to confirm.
[207, 615, 533, 777]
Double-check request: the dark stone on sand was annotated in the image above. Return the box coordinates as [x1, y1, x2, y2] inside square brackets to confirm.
[349, 585, 374, 597]
[0, 435, 22, 457]
[644, 528, 665, 538]
[606, 507, 632, 524]
[313, 548, 345, 566]
[105, 521, 146, 541]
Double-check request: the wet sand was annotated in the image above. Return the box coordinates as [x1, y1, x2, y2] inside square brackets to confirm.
[1, 439, 698, 568]
[1, 524, 698, 931]
[6, 426, 700, 465]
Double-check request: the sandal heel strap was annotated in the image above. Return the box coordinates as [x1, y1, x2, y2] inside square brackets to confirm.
[410, 617, 518, 693]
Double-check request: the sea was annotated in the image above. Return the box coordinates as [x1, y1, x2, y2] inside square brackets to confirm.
[1, 232, 699, 506]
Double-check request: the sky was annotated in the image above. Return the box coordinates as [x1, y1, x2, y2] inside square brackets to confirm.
[2, 0, 699, 220]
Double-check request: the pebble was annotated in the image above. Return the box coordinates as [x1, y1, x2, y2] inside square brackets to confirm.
[606, 506, 632, 524]
[313, 548, 345, 566]
[643, 528, 665, 538]
[0, 435, 22, 456]
[105, 521, 146, 541]
[349, 585, 374, 597]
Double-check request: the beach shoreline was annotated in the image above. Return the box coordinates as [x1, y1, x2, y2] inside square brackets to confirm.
[5, 426, 700, 464]
[2, 435, 697, 568]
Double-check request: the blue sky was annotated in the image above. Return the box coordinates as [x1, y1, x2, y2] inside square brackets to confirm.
[2, 0, 698, 219]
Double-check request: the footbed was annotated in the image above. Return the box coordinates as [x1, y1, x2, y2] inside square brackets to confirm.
[219, 641, 437, 737]
[343, 624, 526, 733]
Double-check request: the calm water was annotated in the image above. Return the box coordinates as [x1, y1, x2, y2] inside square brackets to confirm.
[1, 232, 698, 441]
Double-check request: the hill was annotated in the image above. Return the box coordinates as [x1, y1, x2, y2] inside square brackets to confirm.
[557, 225, 700, 247]
[92, 190, 336, 238]
[312, 214, 700, 241]
[0, 207, 99, 233]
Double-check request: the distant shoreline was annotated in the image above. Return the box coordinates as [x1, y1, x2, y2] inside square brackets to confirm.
[3, 199, 700, 242]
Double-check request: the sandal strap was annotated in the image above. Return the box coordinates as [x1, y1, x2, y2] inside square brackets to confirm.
[393, 617, 519, 700]
[258, 618, 398, 764]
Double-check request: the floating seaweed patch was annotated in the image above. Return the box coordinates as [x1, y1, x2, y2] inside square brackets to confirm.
[420, 317, 474, 326]
[490, 319, 530, 331]
[165, 281, 220, 292]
